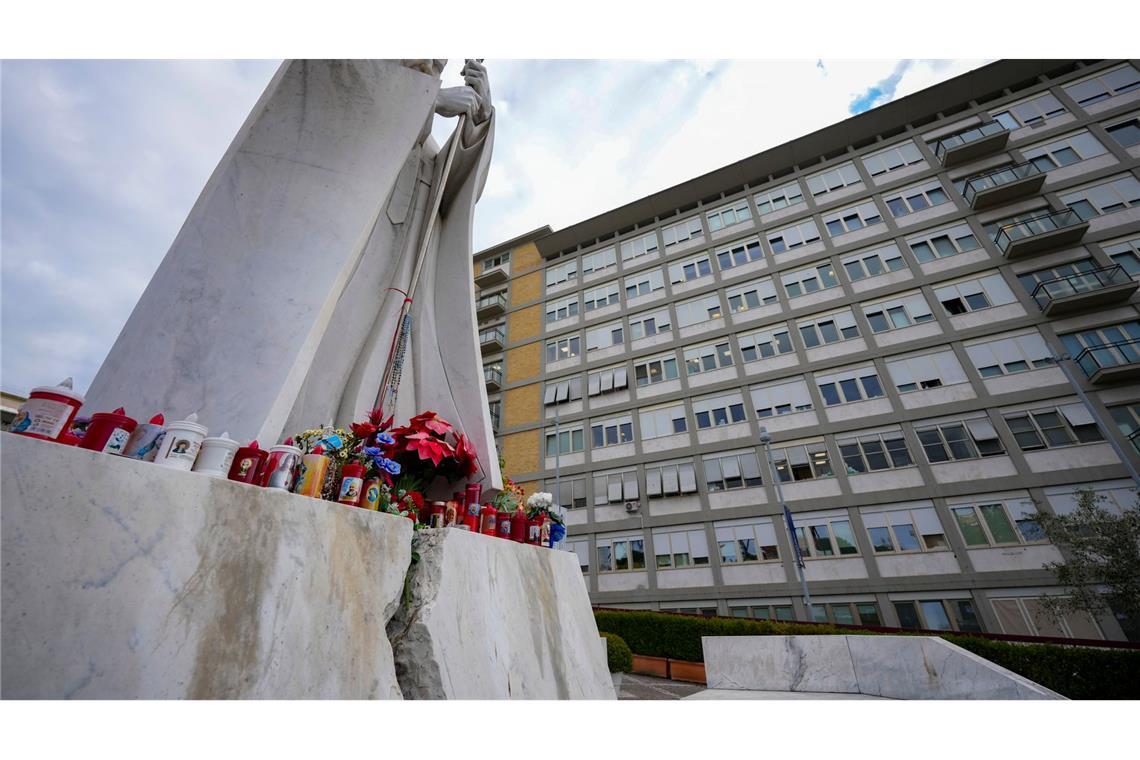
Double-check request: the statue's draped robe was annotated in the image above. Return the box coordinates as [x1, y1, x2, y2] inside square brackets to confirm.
[83, 60, 502, 490]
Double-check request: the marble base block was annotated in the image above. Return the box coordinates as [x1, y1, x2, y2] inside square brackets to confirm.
[1, 433, 412, 699]
[389, 528, 615, 699]
[702, 635, 1064, 700]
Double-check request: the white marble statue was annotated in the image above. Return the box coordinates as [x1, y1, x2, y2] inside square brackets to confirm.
[83, 59, 502, 490]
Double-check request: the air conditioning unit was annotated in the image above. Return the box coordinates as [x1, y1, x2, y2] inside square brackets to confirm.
[624, 501, 640, 513]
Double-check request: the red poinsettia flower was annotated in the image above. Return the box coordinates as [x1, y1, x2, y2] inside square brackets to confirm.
[365, 406, 395, 431]
[451, 433, 479, 479]
[409, 410, 452, 437]
[351, 421, 378, 440]
[403, 430, 455, 466]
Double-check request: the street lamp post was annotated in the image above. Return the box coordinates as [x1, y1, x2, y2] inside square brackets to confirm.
[759, 426, 814, 621]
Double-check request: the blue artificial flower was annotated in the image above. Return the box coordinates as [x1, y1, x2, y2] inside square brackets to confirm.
[376, 432, 395, 446]
[362, 446, 385, 458]
[382, 458, 401, 475]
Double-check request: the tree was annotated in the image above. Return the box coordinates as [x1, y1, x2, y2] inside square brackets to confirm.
[1036, 488, 1140, 640]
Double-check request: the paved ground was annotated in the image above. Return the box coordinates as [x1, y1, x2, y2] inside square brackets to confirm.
[617, 672, 706, 700]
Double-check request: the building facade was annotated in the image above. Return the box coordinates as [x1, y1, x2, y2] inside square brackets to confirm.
[475, 59, 1140, 641]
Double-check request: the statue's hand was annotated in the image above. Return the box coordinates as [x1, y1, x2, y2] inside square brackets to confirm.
[434, 86, 480, 119]
[461, 59, 492, 124]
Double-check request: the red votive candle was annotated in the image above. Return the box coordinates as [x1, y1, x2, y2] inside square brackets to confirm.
[496, 509, 511, 538]
[526, 516, 543, 545]
[429, 501, 446, 528]
[337, 462, 366, 506]
[228, 441, 268, 484]
[511, 506, 527, 542]
[79, 407, 138, 456]
[479, 503, 497, 536]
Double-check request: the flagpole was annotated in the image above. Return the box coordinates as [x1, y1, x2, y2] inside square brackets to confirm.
[759, 426, 814, 621]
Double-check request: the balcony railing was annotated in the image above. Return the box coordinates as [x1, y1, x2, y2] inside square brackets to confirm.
[475, 293, 508, 318]
[1031, 264, 1138, 315]
[962, 161, 1045, 209]
[992, 208, 1089, 259]
[479, 327, 506, 351]
[484, 366, 503, 389]
[1073, 338, 1140, 383]
[475, 262, 510, 287]
[933, 121, 1009, 166]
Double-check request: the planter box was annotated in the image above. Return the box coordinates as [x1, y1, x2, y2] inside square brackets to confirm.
[632, 654, 669, 678]
[668, 659, 707, 684]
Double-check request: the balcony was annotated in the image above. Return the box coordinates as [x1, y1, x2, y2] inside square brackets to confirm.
[993, 208, 1089, 260]
[475, 292, 507, 319]
[484, 366, 503, 391]
[1074, 339, 1140, 384]
[479, 327, 506, 353]
[1032, 265, 1138, 316]
[474, 262, 510, 288]
[933, 121, 1009, 167]
[962, 161, 1046, 210]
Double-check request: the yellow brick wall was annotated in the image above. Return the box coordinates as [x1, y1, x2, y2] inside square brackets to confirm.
[506, 341, 541, 384]
[503, 383, 541, 428]
[510, 269, 542, 306]
[501, 430, 540, 476]
[507, 304, 542, 343]
[512, 241, 543, 273]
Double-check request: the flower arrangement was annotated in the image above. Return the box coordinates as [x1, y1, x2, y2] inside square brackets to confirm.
[526, 490, 564, 526]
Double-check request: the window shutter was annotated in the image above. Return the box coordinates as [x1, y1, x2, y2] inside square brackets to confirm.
[588, 374, 601, 396]
[556, 382, 570, 403]
[689, 530, 710, 561]
[790, 381, 812, 409]
[861, 510, 888, 529]
[679, 463, 698, 493]
[965, 418, 998, 441]
[888, 360, 914, 388]
[646, 468, 663, 497]
[786, 446, 809, 467]
[721, 456, 741, 479]
[937, 352, 966, 384]
[614, 367, 628, 390]
[593, 475, 608, 505]
[835, 311, 856, 330]
[912, 507, 942, 534]
[544, 385, 558, 405]
[1059, 403, 1095, 427]
[663, 466, 680, 494]
[623, 472, 639, 500]
[607, 478, 623, 503]
[600, 371, 614, 393]
[740, 453, 762, 481]
[569, 377, 583, 400]
[756, 521, 778, 546]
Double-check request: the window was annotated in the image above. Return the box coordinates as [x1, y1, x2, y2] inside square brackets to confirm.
[726, 278, 778, 313]
[797, 308, 860, 349]
[546, 476, 587, 510]
[772, 441, 833, 482]
[488, 400, 500, 430]
[991, 596, 1102, 639]
[639, 402, 688, 440]
[991, 91, 1067, 130]
[1060, 175, 1140, 220]
[595, 534, 646, 573]
[623, 269, 664, 299]
[1022, 130, 1107, 172]
[837, 428, 913, 473]
[884, 179, 951, 218]
[1105, 116, 1140, 148]
[543, 376, 584, 406]
[934, 272, 1016, 316]
[894, 599, 981, 633]
[1104, 237, 1140, 277]
[915, 417, 1005, 462]
[633, 352, 679, 387]
[810, 602, 884, 627]
[583, 281, 620, 312]
[750, 378, 813, 418]
[782, 261, 840, 298]
[1016, 258, 1099, 296]
[815, 366, 885, 407]
[862, 506, 947, 552]
[585, 321, 623, 352]
[715, 237, 765, 271]
[669, 253, 713, 284]
[843, 242, 907, 282]
[768, 218, 822, 254]
[684, 340, 734, 376]
[676, 293, 723, 327]
[795, 513, 859, 557]
[546, 259, 577, 288]
[482, 251, 509, 271]
[586, 365, 628, 397]
[1060, 321, 1140, 372]
[715, 519, 779, 562]
[823, 200, 883, 236]
[545, 294, 579, 323]
[707, 199, 752, 232]
[546, 334, 581, 363]
[906, 223, 980, 264]
[565, 540, 590, 573]
[591, 415, 634, 449]
[754, 181, 805, 214]
[593, 469, 640, 505]
[581, 246, 617, 276]
[964, 330, 1056, 377]
[806, 161, 862, 198]
[886, 349, 967, 393]
[738, 325, 794, 363]
[653, 527, 711, 569]
[862, 292, 935, 333]
[730, 603, 798, 621]
[645, 460, 699, 497]
[1062, 64, 1140, 107]
[863, 141, 923, 177]
[629, 308, 672, 340]
[950, 498, 1044, 547]
[693, 392, 748, 429]
[545, 425, 584, 456]
[704, 450, 763, 491]
[662, 216, 704, 248]
[620, 232, 659, 262]
[1002, 403, 1104, 450]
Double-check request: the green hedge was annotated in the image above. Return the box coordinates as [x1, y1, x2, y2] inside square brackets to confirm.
[594, 609, 1140, 700]
[601, 632, 633, 673]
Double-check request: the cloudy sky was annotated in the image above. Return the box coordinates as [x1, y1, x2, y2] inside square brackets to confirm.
[1, 58, 991, 398]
